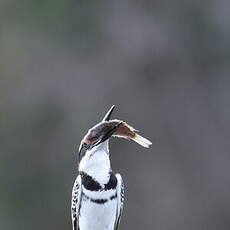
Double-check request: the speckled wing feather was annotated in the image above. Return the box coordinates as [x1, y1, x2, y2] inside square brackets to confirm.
[114, 174, 124, 230]
[71, 175, 82, 230]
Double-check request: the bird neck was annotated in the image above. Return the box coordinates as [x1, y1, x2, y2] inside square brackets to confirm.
[79, 141, 111, 185]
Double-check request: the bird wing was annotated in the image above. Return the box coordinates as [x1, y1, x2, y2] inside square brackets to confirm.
[114, 173, 124, 230]
[71, 175, 82, 230]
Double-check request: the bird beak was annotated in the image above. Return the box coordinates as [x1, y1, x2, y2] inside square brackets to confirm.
[91, 105, 118, 147]
[78, 141, 87, 157]
[102, 105, 115, 121]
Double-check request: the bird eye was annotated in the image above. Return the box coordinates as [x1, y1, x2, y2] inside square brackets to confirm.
[84, 128, 101, 144]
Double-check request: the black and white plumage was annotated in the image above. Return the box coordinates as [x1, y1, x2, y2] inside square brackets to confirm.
[71, 175, 82, 230]
[71, 105, 151, 230]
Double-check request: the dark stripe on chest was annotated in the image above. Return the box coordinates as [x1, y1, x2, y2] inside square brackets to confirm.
[80, 171, 117, 191]
[82, 192, 117, 204]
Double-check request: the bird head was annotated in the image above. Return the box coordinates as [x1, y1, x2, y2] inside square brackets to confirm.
[78, 105, 119, 161]
[78, 105, 152, 162]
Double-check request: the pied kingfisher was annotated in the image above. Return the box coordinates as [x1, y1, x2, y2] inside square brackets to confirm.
[71, 105, 152, 230]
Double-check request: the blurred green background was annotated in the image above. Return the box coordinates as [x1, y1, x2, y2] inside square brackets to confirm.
[1, 0, 230, 229]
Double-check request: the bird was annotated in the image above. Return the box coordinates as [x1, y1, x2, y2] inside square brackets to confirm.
[71, 105, 152, 230]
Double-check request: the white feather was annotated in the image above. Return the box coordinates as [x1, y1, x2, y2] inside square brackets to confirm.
[79, 140, 111, 185]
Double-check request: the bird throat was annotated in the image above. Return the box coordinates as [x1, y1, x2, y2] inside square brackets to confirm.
[79, 144, 111, 185]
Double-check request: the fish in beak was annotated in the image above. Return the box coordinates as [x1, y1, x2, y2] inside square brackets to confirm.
[110, 119, 152, 148]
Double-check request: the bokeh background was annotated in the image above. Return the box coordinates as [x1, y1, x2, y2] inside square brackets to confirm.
[1, 0, 230, 229]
